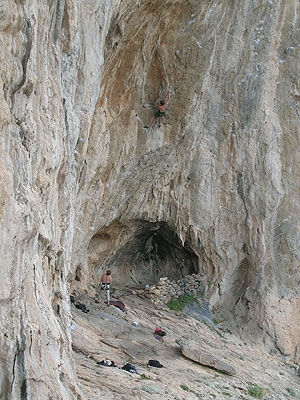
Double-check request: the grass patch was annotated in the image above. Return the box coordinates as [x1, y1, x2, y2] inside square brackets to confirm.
[248, 383, 264, 399]
[140, 374, 149, 380]
[180, 385, 190, 391]
[167, 294, 195, 311]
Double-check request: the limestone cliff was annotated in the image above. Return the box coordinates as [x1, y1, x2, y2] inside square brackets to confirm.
[0, 0, 299, 398]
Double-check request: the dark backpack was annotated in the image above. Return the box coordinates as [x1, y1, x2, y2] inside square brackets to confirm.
[74, 302, 89, 313]
[148, 359, 163, 368]
[122, 363, 137, 373]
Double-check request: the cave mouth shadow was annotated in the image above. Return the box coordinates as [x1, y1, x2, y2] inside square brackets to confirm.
[98, 220, 198, 288]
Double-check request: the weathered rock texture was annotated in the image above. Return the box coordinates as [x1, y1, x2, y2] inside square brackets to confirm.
[0, 0, 299, 398]
[176, 338, 237, 376]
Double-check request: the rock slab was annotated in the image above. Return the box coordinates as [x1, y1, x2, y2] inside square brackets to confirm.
[176, 338, 236, 376]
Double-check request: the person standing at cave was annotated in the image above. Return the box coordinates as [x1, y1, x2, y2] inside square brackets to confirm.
[100, 270, 112, 305]
[144, 89, 171, 128]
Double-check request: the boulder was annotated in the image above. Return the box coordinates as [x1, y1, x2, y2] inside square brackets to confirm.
[176, 339, 236, 376]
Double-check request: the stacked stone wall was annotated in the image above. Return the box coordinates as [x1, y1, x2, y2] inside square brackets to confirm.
[142, 274, 205, 306]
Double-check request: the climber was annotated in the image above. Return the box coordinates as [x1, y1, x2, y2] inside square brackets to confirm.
[100, 270, 112, 305]
[144, 89, 171, 128]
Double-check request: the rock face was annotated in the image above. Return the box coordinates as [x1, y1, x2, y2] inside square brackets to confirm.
[0, 0, 299, 398]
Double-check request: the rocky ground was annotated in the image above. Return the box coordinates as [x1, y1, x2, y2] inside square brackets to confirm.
[70, 288, 300, 400]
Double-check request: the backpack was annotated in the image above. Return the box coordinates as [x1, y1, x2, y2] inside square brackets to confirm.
[148, 359, 163, 368]
[97, 359, 115, 367]
[74, 302, 89, 313]
[109, 300, 126, 312]
[122, 363, 137, 373]
[154, 327, 166, 336]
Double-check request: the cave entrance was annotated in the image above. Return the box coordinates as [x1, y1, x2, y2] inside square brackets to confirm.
[92, 220, 198, 288]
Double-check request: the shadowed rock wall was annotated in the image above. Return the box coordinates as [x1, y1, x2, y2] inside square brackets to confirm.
[0, 0, 299, 397]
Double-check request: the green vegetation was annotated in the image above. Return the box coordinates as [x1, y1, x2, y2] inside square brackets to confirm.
[248, 383, 264, 399]
[286, 387, 297, 397]
[140, 374, 149, 380]
[180, 384, 190, 391]
[167, 294, 195, 311]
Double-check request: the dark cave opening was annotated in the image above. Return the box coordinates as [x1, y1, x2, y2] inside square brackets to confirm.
[93, 220, 199, 288]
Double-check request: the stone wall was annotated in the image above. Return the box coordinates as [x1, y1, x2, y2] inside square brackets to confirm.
[142, 274, 205, 306]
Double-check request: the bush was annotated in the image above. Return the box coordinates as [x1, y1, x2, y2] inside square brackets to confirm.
[180, 384, 190, 391]
[286, 387, 297, 397]
[167, 294, 195, 311]
[248, 383, 264, 399]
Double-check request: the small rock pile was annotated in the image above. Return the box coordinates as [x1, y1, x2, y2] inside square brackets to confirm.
[142, 273, 205, 306]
